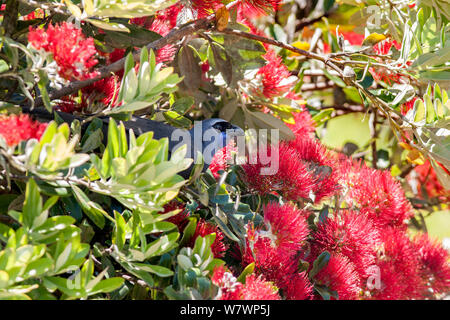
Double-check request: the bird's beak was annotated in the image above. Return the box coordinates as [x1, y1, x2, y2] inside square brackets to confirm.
[229, 125, 245, 137]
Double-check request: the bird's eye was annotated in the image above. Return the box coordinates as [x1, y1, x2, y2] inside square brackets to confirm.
[212, 122, 233, 132]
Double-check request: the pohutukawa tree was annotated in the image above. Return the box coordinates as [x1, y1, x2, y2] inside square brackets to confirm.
[0, 0, 449, 300]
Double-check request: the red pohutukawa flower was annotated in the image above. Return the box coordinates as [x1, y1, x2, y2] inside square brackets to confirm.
[129, 15, 176, 64]
[341, 31, 365, 46]
[401, 96, 419, 115]
[322, 30, 364, 53]
[237, 0, 281, 18]
[370, 66, 401, 85]
[155, 3, 182, 29]
[373, 39, 402, 55]
[311, 210, 381, 278]
[243, 133, 339, 203]
[189, 0, 222, 17]
[243, 142, 315, 201]
[257, 50, 295, 99]
[240, 274, 281, 300]
[190, 0, 280, 18]
[243, 235, 313, 300]
[55, 97, 83, 113]
[370, 39, 404, 85]
[0, 114, 47, 147]
[288, 137, 340, 202]
[211, 266, 281, 300]
[190, 219, 228, 258]
[243, 224, 295, 278]
[211, 265, 244, 300]
[279, 271, 314, 300]
[242, 203, 313, 299]
[209, 141, 237, 178]
[408, 160, 450, 203]
[262, 202, 309, 253]
[144, 19, 176, 64]
[81, 75, 121, 109]
[314, 254, 361, 300]
[341, 160, 414, 229]
[28, 22, 98, 81]
[286, 109, 316, 141]
[368, 227, 425, 300]
[412, 234, 450, 295]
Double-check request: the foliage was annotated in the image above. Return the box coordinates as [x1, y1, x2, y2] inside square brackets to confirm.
[0, 0, 449, 300]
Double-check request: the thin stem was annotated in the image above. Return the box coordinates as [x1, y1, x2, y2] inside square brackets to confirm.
[370, 111, 378, 169]
[220, 28, 345, 76]
[2, 0, 19, 38]
[295, 11, 333, 31]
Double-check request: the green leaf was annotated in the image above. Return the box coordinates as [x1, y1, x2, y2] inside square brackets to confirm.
[420, 70, 450, 81]
[0, 270, 9, 289]
[177, 45, 202, 91]
[210, 42, 233, 85]
[0, 59, 9, 73]
[343, 87, 363, 104]
[323, 69, 346, 87]
[390, 84, 415, 106]
[171, 97, 194, 115]
[43, 276, 84, 298]
[188, 151, 205, 184]
[37, 72, 52, 113]
[87, 19, 130, 32]
[122, 69, 139, 102]
[90, 277, 124, 294]
[177, 254, 194, 271]
[180, 217, 198, 247]
[236, 262, 255, 284]
[312, 108, 334, 127]
[32, 216, 76, 241]
[318, 206, 329, 224]
[315, 284, 338, 300]
[102, 24, 161, 49]
[81, 129, 103, 153]
[0, 194, 17, 214]
[425, 94, 437, 123]
[212, 213, 240, 243]
[55, 242, 73, 271]
[22, 179, 42, 229]
[92, 0, 177, 18]
[412, 48, 450, 69]
[163, 110, 192, 128]
[413, 99, 426, 123]
[114, 211, 126, 251]
[109, 101, 154, 114]
[23, 258, 53, 280]
[309, 251, 331, 279]
[132, 263, 174, 277]
[71, 185, 106, 229]
[141, 221, 177, 234]
[246, 111, 295, 141]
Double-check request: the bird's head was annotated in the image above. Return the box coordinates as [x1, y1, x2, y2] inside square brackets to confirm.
[187, 118, 245, 167]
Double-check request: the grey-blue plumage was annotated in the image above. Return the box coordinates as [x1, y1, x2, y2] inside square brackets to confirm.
[22, 108, 244, 178]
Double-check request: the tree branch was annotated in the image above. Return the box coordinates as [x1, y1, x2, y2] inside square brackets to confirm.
[18, 0, 67, 15]
[220, 28, 345, 75]
[295, 11, 332, 31]
[2, 0, 19, 38]
[300, 81, 335, 91]
[370, 111, 378, 168]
